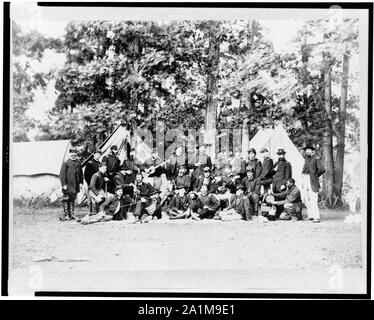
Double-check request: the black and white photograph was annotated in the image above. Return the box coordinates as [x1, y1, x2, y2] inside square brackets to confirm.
[4, 2, 371, 297]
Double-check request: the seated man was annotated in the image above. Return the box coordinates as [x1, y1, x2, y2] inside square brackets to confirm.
[241, 168, 261, 216]
[80, 186, 132, 225]
[114, 163, 136, 198]
[221, 163, 241, 194]
[174, 164, 192, 191]
[186, 191, 203, 220]
[89, 163, 108, 213]
[196, 184, 220, 220]
[166, 184, 190, 219]
[269, 178, 302, 220]
[140, 189, 163, 223]
[220, 184, 252, 222]
[133, 173, 155, 222]
[193, 166, 217, 193]
[214, 182, 234, 211]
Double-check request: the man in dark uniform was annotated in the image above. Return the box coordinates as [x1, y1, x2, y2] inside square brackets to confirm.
[272, 148, 292, 193]
[271, 178, 302, 221]
[84, 149, 102, 185]
[240, 148, 262, 179]
[114, 163, 136, 198]
[133, 172, 155, 222]
[166, 184, 191, 219]
[193, 166, 217, 193]
[143, 149, 164, 190]
[165, 146, 188, 181]
[241, 168, 261, 216]
[102, 145, 120, 194]
[59, 147, 83, 221]
[191, 144, 212, 188]
[196, 184, 221, 220]
[220, 184, 252, 221]
[258, 147, 274, 193]
[89, 163, 108, 214]
[221, 163, 241, 194]
[301, 145, 326, 223]
[174, 164, 192, 191]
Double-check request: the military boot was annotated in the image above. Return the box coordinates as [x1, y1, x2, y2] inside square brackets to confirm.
[59, 201, 69, 221]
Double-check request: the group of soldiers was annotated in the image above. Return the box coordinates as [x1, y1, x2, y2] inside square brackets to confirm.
[59, 143, 325, 224]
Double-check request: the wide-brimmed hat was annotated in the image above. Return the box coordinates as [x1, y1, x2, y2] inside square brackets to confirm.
[247, 148, 256, 154]
[276, 148, 286, 155]
[259, 147, 269, 153]
[69, 147, 78, 154]
[110, 145, 118, 150]
[303, 145, 315, 151]
[203, 166, 211, 172]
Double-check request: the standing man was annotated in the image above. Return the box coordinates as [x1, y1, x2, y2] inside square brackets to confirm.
[114, 163, 136, 198]
[102, 145, 121, 194]
[191, 144, 212, 187]
[240, 148, 262, 179]
[258, 148, 274, 193]
[301, 145, 326, 223]
[59, 147, 83, 221]
[84, 149, 102, 186]
[165, 146, 187, 181]
[272, 148, 292, 193]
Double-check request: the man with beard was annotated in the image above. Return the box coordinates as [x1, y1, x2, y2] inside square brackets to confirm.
[89, 163, 108, 214]
[240, 148, 262, 179]
[270, 178, 302, 221]
[258, 148, 274, 193]
[272, 148, 292, 193]
[301, 145, 326, 223]
[139, 189, 163, 223]
[59, 147, 83, 221]
[102, 145, 121, 194]
[241, 168, 261, 216]
[114, 163, 136, 198]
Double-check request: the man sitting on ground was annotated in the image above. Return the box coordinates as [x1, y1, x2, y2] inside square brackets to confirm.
[80, 186, 132, 225]
[194, 166, 217, 193]
[196, 184, 221, 220]
[89, 163, 108, 214]
[114, 163, 136, 198]
[133, 173, 155, 223]
[166, 185, 191, 219]
[241, 168, 261, 216]
[219, 184, 252, 222]
[174, 164, 192, 191]
[140, 189, 163, 223]
[269, 178, 302, 221]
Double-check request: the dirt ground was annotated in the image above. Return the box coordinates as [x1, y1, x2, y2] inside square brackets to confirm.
[9, 206, 365, 296]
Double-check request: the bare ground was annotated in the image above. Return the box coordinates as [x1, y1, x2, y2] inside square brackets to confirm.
[9, 206, 365, 295]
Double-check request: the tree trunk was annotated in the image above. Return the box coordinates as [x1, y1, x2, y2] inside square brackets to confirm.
[204, 23, 220, 161]
[321, 54, 335, 206]
[334, 51, 350, 204]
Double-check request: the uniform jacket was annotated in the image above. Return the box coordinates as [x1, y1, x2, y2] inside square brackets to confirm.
[198, 193, 220, 212]
[114, 172, 136, 197]
[102, 153, 120, 176]
[101, 194, 133, 216]
[240, 158, 262, 178]
[135, 181, 154, 198]
[222, 173, 240, 193]
[89, 171, 105, 195]
[302, 154, 326, 192]
[168, 194, 190, 211]
[194, 175, 217, 193]
[59, 158, 83, 194]
[84, 158, 100, 185]
[165, 155, 188, 180]
[259, 157, 274, 181]
[227, 194, 251, 217]
[241, 176, 261, 195]
[272, 158, 292, 186]
[174, 174, 192, 191]
[275, 185, 302, 205]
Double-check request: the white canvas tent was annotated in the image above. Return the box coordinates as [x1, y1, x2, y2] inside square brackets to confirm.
[244, 124, 305, 188]
[12, 140, 71, 200]
[91, 125, 155, 165]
